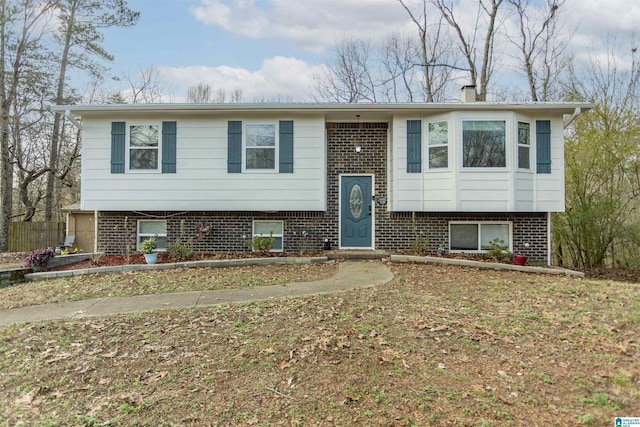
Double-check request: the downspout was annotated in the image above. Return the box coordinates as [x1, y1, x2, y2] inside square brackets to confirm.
[547, 212, 552, 266]
[64, 109, 82, 129]
[563, 107, 581, 129]
[94, 210, 98, 254]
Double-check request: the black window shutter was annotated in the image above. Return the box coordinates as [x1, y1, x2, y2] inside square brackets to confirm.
[228, 120, 242, 173]
[407, 120, 422, 173]
[162, 121, 177, 173]
[279, 120, 294, 173]
[536, 120, 551, 173]
[111, 122, 126, 173]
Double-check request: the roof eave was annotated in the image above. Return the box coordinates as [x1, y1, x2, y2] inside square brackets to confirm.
[52, 102, 595, 117]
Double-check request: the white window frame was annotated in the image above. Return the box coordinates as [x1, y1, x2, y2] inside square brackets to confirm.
[461, 120, 507, 169]
[137, 220, 167, 252]
[252, 220, 284, 252]
[243, 122, 279, 172]
[127, 123, 161, 172]
[517, 121, 531, 170]
[427, 120, 449, 170]
[449, 221, 512, 253]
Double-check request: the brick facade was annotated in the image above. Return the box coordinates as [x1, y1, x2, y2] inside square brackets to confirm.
[96, 122, 549, 263]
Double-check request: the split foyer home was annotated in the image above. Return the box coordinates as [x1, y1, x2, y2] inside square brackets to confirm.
[55, 88, 591, 265]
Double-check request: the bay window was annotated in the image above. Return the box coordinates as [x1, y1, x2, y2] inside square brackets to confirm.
[462, 120, 506, 168]
[428, 121, 448, 169]
[518, 122, 531, 169]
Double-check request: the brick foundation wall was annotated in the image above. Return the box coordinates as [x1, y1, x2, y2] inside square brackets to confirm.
[96, 122, 549, 263]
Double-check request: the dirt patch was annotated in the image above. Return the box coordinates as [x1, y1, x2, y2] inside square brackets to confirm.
[1, 263, 637, 426]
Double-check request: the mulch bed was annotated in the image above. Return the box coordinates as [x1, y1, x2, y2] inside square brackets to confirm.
[45, 252, 317, 272]
[5, 251, 640, 282]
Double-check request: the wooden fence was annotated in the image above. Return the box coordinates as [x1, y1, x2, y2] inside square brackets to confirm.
[8, 222, 65, 252]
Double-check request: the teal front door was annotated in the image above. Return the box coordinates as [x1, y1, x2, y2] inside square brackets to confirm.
[341, 176, 373, 248]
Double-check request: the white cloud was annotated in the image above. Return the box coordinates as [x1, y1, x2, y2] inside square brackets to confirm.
[158, 56, 323, 102]
[189, 0, 410, 54]
[178, 0, 640, 101]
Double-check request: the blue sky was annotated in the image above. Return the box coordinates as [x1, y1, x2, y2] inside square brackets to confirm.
[98, 0, 640, 102]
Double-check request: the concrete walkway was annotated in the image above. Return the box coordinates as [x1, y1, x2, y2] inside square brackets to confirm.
[0, 260, 394, 326]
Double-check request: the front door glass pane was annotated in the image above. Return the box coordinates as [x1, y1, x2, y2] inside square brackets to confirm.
[349, 184, 364, 219]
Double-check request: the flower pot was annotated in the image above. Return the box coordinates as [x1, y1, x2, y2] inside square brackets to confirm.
[143, 252, 158, 265]
[514, 254, 528, 266]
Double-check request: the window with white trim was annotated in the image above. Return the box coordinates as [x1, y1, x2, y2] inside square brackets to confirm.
[449, 222, 511, 252]
[129, 124, 160, 170]
[462, 120, 506, 168]
[518, 122, 531, 169]
[246, 124, 276, 170]
[252, 220, 283, 252]
[428, 121, 448, 169]
[137, 220, 167, 251]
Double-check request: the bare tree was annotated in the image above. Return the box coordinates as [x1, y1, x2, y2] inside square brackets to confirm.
[187, 82, 212, 103]
[379, 31, 421, 102]
[44, 0, 139, 220]
[398, 0, 462, 102]
[428, 0, 504, 101]
[122, 65, 172, 103]
[0, 0, 57, 250]
[506, 0, 567, 101]
[312, 37, 378, 103]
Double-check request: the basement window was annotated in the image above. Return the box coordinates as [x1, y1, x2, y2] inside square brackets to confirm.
[449, 222, 511, 252]
[252, 220, 283, 252]
[137, 220, 167, 251]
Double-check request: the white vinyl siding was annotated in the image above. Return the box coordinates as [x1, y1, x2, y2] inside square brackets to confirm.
[80, 114, 326, 211]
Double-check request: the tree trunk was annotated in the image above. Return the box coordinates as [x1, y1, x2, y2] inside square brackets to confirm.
[44, 0, 76, 221]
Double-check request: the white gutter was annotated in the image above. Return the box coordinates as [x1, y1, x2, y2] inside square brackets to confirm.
[52, 102, 595, 115]
[64, 109, 82, 128]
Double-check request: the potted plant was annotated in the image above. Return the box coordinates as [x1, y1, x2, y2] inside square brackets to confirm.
[139, 237, 158, 264]
[513, 242, 529, 266]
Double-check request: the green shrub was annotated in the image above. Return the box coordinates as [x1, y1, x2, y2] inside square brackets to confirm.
[139, 237, 157, 254]
[486, 238, 512, 261]
[246, 232, 275, 254]
[167, 238, 195, 262]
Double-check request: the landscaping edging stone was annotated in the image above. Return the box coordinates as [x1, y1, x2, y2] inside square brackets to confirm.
[25, 256, 330, 281]
[390, 254, 584, 277]
[0, 267, 31, 288]
[46, 253, 100, 269]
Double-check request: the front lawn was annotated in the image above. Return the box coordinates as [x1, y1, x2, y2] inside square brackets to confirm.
[0, 263, 638, 426]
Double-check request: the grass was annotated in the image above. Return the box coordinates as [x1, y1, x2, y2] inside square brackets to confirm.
[0, 262, 638, 426]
